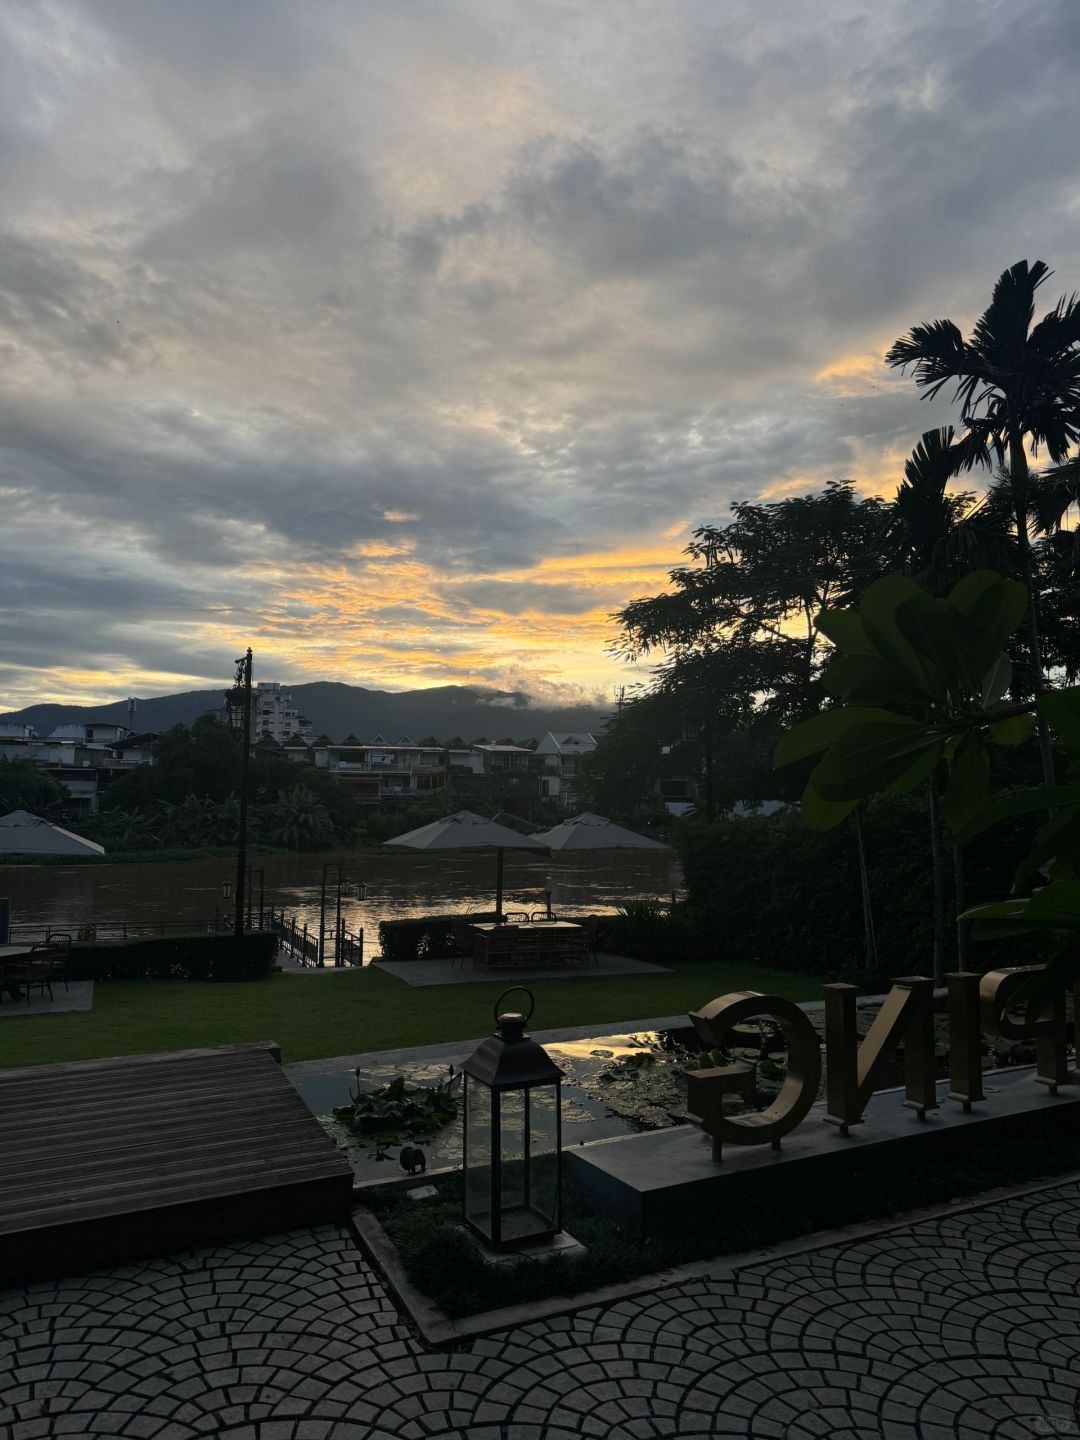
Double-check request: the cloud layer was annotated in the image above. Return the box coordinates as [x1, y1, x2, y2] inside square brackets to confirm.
[2, 0, 1078, 709]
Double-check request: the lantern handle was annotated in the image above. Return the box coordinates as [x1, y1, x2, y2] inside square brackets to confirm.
[494, 985, 534, 1027]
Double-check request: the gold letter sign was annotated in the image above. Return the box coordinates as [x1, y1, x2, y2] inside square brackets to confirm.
[686, 992, 822, 1160]
[684, 964, 1075, 1162]
[824, 976, 937, 1132]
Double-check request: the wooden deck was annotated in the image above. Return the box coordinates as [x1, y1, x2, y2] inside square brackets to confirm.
[0, 1043, 354, 1286]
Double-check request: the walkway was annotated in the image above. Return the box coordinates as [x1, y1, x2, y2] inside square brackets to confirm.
[2, 1178, 1078, 1437]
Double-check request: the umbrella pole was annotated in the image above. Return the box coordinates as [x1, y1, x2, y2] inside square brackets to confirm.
[495, 847, 504, 922]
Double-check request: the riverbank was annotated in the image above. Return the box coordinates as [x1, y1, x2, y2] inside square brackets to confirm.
[0, 960, 818, 1069]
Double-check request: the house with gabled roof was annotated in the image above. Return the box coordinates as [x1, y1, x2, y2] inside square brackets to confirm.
[533, 731, 599, 809]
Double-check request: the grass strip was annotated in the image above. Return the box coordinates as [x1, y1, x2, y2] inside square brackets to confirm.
[0, 959, 820, 1069]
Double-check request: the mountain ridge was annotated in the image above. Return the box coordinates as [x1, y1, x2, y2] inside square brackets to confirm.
[0, 680, 612, 744]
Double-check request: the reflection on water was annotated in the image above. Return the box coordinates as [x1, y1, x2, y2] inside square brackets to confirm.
[0, 847, 681, 960]
[290, 1027, 710, 1183]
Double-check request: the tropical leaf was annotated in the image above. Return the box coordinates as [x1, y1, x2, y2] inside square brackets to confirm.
[959, 576, 1028, 678]
[800, 766, 858, 831]
[773, 706, 898, 768]
[941, 734, 991, 833]
[987, 710, 1035, 746]
[856, 575, 939, 699]
[980, 654, 1013, 710]
[815, 607, 875, 655]
[812, 720, 945, 801]
[965, 878, 1080, 938]
[893, 591, 962, 693]
[820, 652, 935, 707]
[949, 784, 1080, 845]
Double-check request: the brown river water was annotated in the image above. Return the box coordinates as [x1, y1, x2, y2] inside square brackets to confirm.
[0, 848, 683, 959]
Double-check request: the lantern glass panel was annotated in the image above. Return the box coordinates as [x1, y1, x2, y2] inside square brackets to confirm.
[527, 1084, 560, 1229]
[464, 1077, 493, 1242]
[498, 1089, 526, 1219]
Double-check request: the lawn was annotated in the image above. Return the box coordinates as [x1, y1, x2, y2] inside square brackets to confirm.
[0, 960, 822, 1069]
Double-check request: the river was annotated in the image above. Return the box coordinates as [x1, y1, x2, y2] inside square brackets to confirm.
[0, 848, 683, 959]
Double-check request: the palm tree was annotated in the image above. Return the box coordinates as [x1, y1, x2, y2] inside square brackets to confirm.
[885, 427, 1014, 590]
[263, 785, 333, 851]
[887, 260, 1080, 783]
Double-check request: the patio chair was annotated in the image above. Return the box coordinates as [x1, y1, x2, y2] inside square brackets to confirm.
[503, 910, 530, 924]
[580, 916, 602, 965]
[449, 920, 474, 971]
[6, 943, 68, 1006]
[530, 909, 558, 922]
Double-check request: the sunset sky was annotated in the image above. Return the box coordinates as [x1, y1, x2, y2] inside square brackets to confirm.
[3, 0, 1078, 712]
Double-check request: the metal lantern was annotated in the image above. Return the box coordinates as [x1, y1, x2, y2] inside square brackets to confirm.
[461, 987, 563, 1250]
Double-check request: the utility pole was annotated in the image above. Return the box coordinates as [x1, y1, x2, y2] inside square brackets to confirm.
[233, 648, 253, 936]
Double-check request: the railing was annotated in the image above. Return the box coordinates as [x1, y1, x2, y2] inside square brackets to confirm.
[6, 919, 221, 944]
[269, 908, 320, 966]
[4, 908, 364, 969]
[266, 906, 363, 968]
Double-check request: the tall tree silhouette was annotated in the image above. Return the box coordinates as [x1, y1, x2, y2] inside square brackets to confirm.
[887, 260, 1080, 782]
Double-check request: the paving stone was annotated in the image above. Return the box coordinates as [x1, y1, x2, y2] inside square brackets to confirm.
[4, 1185, 1080, 1438]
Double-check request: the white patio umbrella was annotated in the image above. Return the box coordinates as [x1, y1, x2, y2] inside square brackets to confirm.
[383, 809, 549, 921]
[532, 812, 670, 851]
[0, 810, 106, 857]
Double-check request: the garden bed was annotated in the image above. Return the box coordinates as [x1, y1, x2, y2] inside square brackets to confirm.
[357, 1130, 1080, 1329]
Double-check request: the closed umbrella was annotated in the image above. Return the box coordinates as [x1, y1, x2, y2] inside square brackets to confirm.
[532, 812, 669, 851]
[383, 810, 549, 921]
[0, 810, 106, 857]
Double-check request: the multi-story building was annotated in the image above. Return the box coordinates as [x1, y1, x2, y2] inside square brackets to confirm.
[0, 725, 158, 817]
[313, 736, 451, 804]
[222, 682, 314, 744]
[533, 732, 598, 810]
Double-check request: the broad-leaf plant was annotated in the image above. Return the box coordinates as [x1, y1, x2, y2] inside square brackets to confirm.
[773, 570, 1080, 992]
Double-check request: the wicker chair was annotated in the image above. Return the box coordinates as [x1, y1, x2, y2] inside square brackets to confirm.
[6, 940, 69, 1005]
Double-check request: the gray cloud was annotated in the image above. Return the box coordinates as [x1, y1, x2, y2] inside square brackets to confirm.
[0, 0, 1077, 707]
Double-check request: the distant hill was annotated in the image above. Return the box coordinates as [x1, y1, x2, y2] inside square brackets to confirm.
[0, 681, 612, 745]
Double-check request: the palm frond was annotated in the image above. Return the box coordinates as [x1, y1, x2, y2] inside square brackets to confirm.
[971, 259, 1051, 359]
[1033, 458, 1080, 533]
[885, 319, 982, 402]
[1028, 292, 1080, 356]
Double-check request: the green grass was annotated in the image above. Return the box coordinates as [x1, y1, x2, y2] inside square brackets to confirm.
[0, 960, 821, 1069]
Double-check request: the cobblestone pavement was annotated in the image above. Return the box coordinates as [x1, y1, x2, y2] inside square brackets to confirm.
[2, 1180, 1079, 1439]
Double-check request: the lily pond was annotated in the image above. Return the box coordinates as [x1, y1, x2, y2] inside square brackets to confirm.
[286, 1010, 1049, 1184]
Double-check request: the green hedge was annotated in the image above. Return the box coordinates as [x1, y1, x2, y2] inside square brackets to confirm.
[378, 914, 498, 962]
[675, 796, 1049, 980]
[66, 931, 277, 982]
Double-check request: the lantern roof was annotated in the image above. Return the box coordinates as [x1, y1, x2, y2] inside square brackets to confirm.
[462, 1015, 563, 1090]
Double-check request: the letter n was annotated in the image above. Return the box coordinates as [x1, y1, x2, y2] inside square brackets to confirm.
[824, 977, 937, 1132]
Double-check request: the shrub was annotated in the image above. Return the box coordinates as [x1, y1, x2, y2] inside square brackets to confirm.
[602, 901, 696, 965]
[675, 795, 1049, 979]
[66, 931, 277, 982]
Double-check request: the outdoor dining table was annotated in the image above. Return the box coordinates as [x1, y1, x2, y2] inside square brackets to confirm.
[469, 920, 590, 970]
